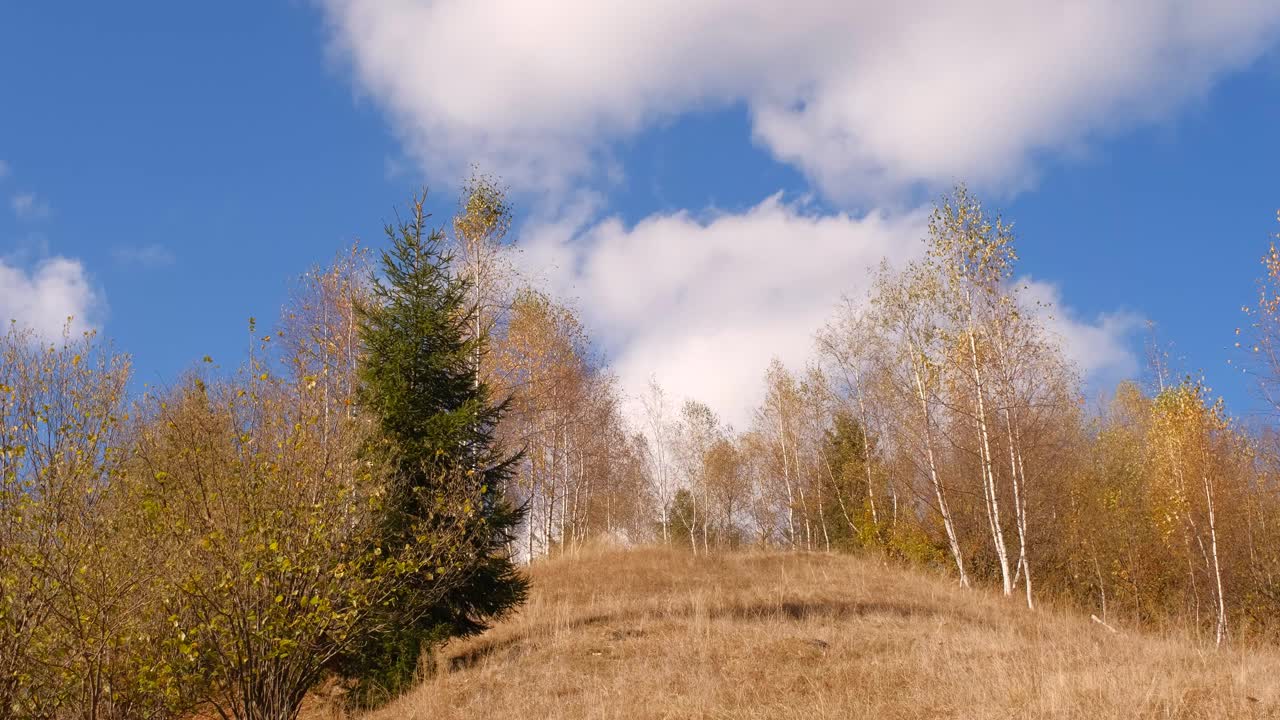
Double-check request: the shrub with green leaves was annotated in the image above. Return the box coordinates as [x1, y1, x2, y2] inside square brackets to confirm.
[0, 323, 184, 720]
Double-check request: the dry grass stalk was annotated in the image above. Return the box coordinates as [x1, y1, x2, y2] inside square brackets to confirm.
[322, 546, 1280, 720]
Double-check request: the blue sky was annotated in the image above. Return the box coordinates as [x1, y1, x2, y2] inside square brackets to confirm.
[2, 2, 1279, 425]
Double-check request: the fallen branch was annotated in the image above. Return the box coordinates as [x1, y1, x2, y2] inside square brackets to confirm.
[1091, 614, 1119, 634]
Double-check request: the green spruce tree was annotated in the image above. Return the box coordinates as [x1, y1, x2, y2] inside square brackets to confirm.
[342, 191, 527, 701]
[821, 410, 875, 550]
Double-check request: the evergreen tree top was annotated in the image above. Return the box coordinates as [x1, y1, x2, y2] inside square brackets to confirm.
[357, 193, 499, 470]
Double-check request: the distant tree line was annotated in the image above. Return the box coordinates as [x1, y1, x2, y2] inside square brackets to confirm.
[471, 186, 1280, 651]
[626, 193, 1280, 650]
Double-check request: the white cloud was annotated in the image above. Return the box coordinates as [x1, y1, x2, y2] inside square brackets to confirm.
[321, 0, 1280, 199]
[518, 199, 1144, 427]
[322, 0, 1199, 423]
[1019, 277, 1145, 387]
[0, 160, 9, 180]
[0, 257, 100, 338]
[11, 192, 50, 220]
[113, 243, 176, 269]
[517, 195, 927, 426]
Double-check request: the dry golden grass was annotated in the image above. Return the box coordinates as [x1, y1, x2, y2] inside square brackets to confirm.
[347, 547, 1280, 719]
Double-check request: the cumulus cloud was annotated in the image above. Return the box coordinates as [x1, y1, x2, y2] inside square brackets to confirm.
[1020, 277, 1146, 387]
[518, 196, 923, 425]
[321, 0, 1280, 199]
[518, 199, 1144, 426]
[0, 257, 100, 338]
[322, 0, 1197, 422]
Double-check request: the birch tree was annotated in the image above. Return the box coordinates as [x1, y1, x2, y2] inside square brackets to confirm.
[677, 400, 723, 555]
[452, 171, 515, 382]
[757, 361, 807, 549]
[870, 263, 971, 587]
[1148, 380, 1233, 646]
[927, 186, 1016, 596]
[640, 379, 678, 545]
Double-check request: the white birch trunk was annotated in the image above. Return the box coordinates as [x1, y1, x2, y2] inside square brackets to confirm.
[967, 318, 1012, 596]
[852, 370, 880, 531]
[1203, 474, 1227, 646]
[777, 404, 798, 549]
[1004, 408, 1033, 609]
[912, 362, 969, 588]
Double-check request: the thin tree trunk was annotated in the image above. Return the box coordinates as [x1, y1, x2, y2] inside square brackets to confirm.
[913, 363, 969, 588]
[559, 428, 568, 554]
[854, 378, 880, 529]
[796, 474, 813, 552]
[1093, 554, 1108, 623]
[545, 441, 556, 556]
[776, 405, 798, 549]
[967, 318, 1012, 596]
[526, 459, 537, 563]
[578, 452, 588, 547]
[821, 441, 860, 541]
[817, 484, 831, 552]
[887, 471, 899, 529]
[1004, 408, 1033, 609]
[1204, 474, 1227, 646]
[701, 476, 711, 555]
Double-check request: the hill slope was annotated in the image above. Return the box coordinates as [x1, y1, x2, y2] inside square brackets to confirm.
[361, 548, 1280, 719]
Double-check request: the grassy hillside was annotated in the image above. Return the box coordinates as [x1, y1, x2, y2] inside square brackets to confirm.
[351, 548, 1280, 719]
